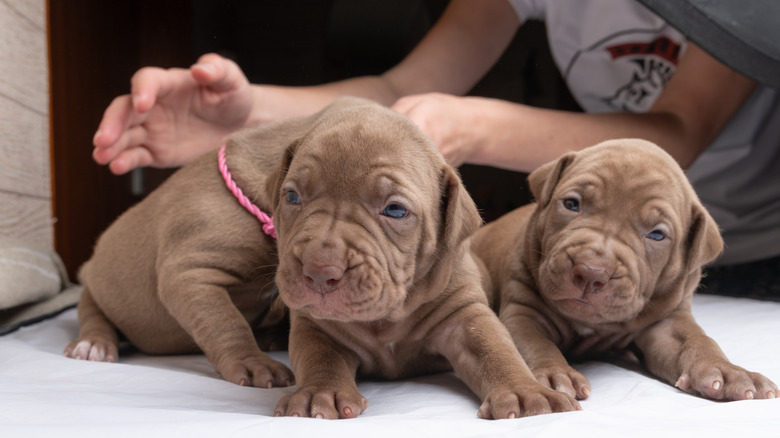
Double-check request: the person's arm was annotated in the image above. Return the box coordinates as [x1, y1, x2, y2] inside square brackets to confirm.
[93, 55, 256, 174]
[93, 0, 521, 174]
[395, 44, 756, 171]
[246, 0, 521, 125]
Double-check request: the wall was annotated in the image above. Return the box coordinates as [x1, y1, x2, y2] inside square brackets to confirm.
[0, 0, 51, 246]
[49, 1, 194, 280]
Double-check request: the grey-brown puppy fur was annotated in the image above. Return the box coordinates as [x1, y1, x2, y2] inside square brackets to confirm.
[65, 98, 580, 418]
[471, 139, 778, 402]
[62, 102, 332, 388]
[263, 98, 579, 419]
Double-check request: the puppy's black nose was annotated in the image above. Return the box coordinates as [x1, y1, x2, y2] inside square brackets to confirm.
[303, 264, 345, 294]
[572, 263, 609, 294]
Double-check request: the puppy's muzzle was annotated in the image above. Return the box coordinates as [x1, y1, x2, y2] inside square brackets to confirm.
[571, 262, 610, 295]
[562, 245, 626, 300]
[303, 262, 346, 294]
[543, 236, 643, 323]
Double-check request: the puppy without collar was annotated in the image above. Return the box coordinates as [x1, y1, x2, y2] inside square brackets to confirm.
[471, 139, 778, 402]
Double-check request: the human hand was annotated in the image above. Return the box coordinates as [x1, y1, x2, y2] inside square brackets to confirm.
[92, 53, 255, 175]
[392, 93, 483, 167]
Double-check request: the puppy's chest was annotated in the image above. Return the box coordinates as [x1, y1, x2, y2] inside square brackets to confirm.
[338, 323, 451, 379]
[564, 324, 638, 359]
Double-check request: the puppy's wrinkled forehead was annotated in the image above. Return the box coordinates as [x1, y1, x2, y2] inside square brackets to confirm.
[288, 106, 443, 197]
[560, 142, 689, 209]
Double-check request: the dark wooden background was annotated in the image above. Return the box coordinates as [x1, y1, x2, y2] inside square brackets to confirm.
[49, 0, 579, 280]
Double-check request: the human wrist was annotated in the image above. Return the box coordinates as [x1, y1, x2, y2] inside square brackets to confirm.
[461, 97, 507, 166]
[246, 85, 274, 127]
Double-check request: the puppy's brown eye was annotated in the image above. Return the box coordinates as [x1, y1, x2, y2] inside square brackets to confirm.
[286, 190, 301, 205]
[646, 230, 666, 241]
[563, 198, 580, 212]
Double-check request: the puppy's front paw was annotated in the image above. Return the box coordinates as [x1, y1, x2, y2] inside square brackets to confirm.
[478, 382, 581, 419]
[274, 385, 369, 419]
[218, 353, 294, 388]
[676, 361, 778, 400]
[533, 362, 591, 400]
[64, 338, 118, 362]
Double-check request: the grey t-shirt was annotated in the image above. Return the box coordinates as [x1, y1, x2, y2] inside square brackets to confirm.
[510, 0, 780, 265]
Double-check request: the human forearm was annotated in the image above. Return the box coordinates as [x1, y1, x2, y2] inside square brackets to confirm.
[425, 43, 756, 173]
[463, 95, 748, 172]
[468, 101, 690, 171]
[394, 95, 702, 173]
[92, 0, 522, 174]
[246, 0, 521, 127]
[246, 75, 403, 126]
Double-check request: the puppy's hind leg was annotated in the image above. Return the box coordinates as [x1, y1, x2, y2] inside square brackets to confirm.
[64, 286, 120, 362]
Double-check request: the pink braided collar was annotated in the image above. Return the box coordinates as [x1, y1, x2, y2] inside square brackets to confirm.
[218, 144, 277, 238]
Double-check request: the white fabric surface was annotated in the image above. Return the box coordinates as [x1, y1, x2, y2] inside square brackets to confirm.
[1, 294, 778, 437]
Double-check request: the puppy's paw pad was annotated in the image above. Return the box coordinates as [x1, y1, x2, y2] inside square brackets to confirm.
[684, 362, 778, 401]
[275, 386, 367, 419]
[250, 360, 295, 388]
[480, 383, 580, 419]
[64, 339, 117, 362]
[220, 355, 294, 388]
[533, 363, 592, 400]
[337, 396, 368, 419]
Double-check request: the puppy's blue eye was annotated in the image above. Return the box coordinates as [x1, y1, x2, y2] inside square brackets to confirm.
[563, 198, 580, 212]
[286, 190, 301, 205]
[381, 203, 408, 219]
[646, 230, 666, 241]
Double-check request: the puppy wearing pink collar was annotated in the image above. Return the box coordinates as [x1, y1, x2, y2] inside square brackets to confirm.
[66, 97, 580, 420]
[63, 101, 313, 389]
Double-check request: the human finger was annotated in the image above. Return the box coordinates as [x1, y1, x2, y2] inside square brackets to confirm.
[96, 125, 147, 164]
[107, 145, 154, 176]
[129, 65, 193, 114]
[93, 122, 147, 165]
[191, 53, 249, 93]
[390, 94, 422, 116]
[93, 94, 139, 154]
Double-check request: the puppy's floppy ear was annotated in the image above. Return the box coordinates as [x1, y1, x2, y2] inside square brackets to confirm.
[440, 165, 482, 249]
[528, 152, 577, 207]
[685, 202, 724, 270]
[265, 138, 301, 208]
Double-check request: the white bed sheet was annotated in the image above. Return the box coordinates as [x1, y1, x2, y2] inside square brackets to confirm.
[1, 294, 778, 438]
